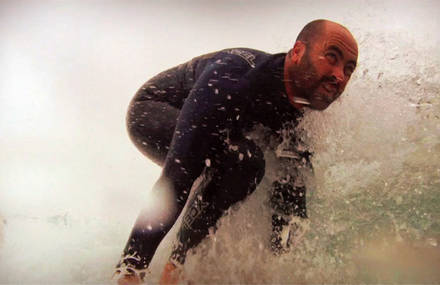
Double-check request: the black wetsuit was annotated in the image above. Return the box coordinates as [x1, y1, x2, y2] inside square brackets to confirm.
[117, 48, 311, 273]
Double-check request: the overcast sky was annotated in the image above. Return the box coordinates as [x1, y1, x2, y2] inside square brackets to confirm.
[1, 0, 439, 283]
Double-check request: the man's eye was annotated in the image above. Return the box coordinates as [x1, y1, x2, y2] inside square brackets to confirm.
[326, 53, 337, 64]
[344, 66, 355, 76]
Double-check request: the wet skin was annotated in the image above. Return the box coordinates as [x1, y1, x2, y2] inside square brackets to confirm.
[284, 21, 358, 110]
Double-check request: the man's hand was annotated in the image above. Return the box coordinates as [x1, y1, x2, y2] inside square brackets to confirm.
[271, 214, 309, 254]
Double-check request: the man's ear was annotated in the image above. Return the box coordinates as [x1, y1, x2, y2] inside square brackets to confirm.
[290, 41, 306, 64]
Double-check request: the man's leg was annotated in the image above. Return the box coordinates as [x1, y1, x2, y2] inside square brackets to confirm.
[166, 137, 265, 266]
[115, 99, 179, 278]
[126, 100, 179, 166]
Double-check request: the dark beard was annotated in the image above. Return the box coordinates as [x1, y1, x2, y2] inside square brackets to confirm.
[291, 50, 321, 101]
[291, 51, 337, 110]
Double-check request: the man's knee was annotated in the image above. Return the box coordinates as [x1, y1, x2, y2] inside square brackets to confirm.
[210, 138, 265, 204]
[125, 100, 178, 165]
[218, 138, 265, 181]
[237, 139, 265, 186]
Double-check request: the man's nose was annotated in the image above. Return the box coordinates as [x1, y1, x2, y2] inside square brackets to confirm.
[332, 66, 345, 83]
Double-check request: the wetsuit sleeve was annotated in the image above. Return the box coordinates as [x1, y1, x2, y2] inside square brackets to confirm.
[159, 55, 254, 209]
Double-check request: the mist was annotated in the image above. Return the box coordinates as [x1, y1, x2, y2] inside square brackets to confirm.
[1, 0, 439, 283]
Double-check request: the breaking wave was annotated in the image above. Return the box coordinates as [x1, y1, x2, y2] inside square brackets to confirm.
[150, 31, 440, 284]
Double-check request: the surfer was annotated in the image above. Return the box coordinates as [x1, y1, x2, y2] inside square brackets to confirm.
[114, 19, 358, 284]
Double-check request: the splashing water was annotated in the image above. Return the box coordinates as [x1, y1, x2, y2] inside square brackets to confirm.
[1, 27, 438, 285]
[147, 31, 440, 284]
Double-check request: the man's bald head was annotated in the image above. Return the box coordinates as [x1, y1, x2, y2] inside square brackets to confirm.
[296, 19, 356, 52]
[284, 19, 359, 110]
[296, 19, 327, 47]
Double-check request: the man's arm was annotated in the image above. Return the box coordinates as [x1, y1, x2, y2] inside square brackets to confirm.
[270, 142, 312, 254]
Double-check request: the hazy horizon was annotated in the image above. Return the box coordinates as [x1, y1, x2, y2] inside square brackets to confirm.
[1, 0, 439, 283]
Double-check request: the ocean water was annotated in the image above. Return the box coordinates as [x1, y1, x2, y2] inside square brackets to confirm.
[178, 32, 440, 284]
[1, 1, 439, 284]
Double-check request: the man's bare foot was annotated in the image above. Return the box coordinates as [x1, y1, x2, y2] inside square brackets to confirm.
[159, 261, 183, 285]
[113, 267, 146, 285]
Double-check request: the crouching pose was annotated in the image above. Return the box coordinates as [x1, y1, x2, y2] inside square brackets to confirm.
[114, 19, 358, 284]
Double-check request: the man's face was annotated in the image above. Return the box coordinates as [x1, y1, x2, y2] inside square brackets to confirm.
[288, 24, 358, 110]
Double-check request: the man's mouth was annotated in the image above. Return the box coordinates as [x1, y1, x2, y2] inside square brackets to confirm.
[322, 81, 338, 94]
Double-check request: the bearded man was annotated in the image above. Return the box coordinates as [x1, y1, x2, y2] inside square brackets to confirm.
[114, 19, 358, 284]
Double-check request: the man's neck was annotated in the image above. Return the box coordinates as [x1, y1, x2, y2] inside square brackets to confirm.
[283, 60, 306, 110]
